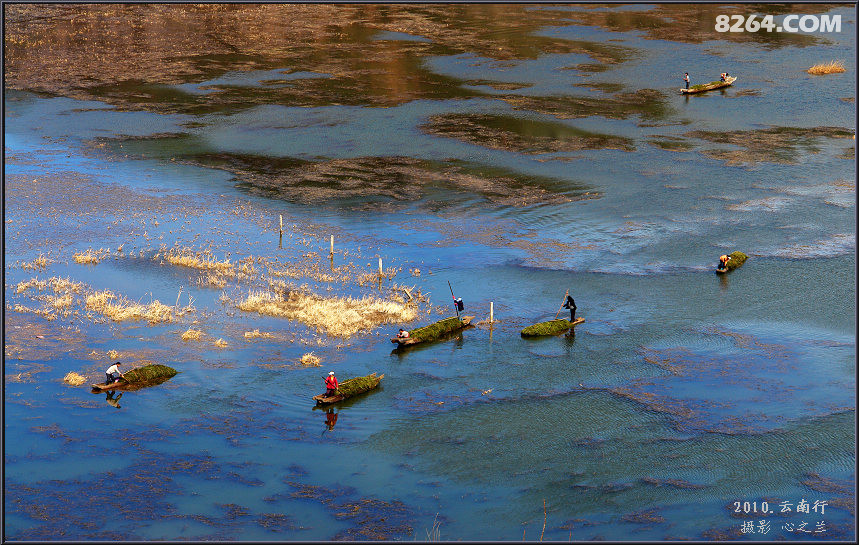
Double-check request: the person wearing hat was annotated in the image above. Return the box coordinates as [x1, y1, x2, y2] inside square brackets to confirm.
[105, 361, 125, 384]
[324, 371, 339, 397]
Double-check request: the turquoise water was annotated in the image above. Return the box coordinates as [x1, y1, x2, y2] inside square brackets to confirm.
[4, 4, 855, 541]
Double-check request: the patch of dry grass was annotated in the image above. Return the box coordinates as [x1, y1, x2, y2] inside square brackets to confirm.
[237, 289, 418, 337]
[213, 338, 228, 348]
[300, 352, 321, 366]
[73, 247, 110, 265]
[21, 253, 49, 271]
[181, 328, 203, 341]
[244, 329, 275, 340]
[85, 290, 181, 324]
[161, 247, 234, 272]
[63, 372, 87, 386]
[808, 60, 846, 75]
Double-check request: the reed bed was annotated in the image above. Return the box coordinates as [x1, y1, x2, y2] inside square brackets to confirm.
[300, 352, 321, 366]
[63, 372, 87, 385]
[237, 289, 417, 337]
[213, 338, 228, 348]
[181, 328, 203, 341]
[20, 253, 49, 271]
[160, 247, 235, 273]
[807, 60, 846, 75]
[73, 247, 110, 264]
[244, 329, 275, 340]
[85, 290, 180, 324]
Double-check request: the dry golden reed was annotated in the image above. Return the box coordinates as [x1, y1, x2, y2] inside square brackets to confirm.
[181, 328, 203, 341]
[63, 372, 87, 386]
[807, 60, 846, 75]
[214, 338, 228, 348]
[300, 352, 321, 366]
[85, 290, 177, 324]
[237, 289, 418, 337]
[73, 248, 110, 264]
[244, 329, 274, 340]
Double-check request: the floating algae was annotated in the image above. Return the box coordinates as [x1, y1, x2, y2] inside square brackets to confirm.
[521, 317, 584, 337]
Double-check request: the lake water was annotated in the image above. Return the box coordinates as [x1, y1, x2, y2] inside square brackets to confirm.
[4, 4, 855, 541]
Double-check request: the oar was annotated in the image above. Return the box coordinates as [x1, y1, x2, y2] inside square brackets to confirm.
[554, 289, 570, 319]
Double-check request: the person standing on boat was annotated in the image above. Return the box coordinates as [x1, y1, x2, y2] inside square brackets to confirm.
[562, 295, 577, 321]
[105, 361, 125, 384]
[324, 371, 338, 396]
[718, 254, 731, 270]
[684, 72, 690, 90]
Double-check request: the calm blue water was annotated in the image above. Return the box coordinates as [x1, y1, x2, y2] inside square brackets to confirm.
[4, 4, 855, 541]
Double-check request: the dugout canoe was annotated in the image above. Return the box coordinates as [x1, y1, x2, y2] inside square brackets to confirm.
[521, 317, 585, 337]
[90, 363, 177, 392]
[391, 316, 474, 346]
[313, 373, 384, 405]
[681, 76, 736, 94]
[715, 251, 748, 274]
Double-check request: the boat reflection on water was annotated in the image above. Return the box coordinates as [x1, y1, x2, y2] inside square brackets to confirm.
[104, 390, 122, 409]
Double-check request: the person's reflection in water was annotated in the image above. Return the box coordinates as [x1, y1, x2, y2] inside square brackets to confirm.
[324, 408, 338, 431]
[105, 390, 122, 409]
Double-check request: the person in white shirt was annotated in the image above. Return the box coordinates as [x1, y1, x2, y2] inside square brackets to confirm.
[105, 362, 125, 384]
[397, 328, 410, 339]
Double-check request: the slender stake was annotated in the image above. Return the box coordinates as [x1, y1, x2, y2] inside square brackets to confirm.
[279, 214, 283, 235]
[490, 301, 494, 323]
[540, 499, 547, 542]
[378, 257, 383, 277]
[330, 235, 334, 257]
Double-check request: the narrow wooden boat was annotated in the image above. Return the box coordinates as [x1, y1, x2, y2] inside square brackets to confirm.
[681, 76, 736, 94]
[521, 317, 585, 337]
[715, 251, 748, 274]
[391, 316, 474, 346]
[313, 373, 384, 405]
[90, 363, 177, 392]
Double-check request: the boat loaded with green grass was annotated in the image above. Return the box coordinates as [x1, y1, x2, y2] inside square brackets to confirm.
[681, 76, 736, 94]
[391, 315, 474, 346]
[313, 372, 384, 405]
[521, 317, 585, 337]
[90, 363, 177, 391]
[716, 251, 748, 274]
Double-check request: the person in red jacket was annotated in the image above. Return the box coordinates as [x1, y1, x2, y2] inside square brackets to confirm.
[324, 371, 338, 396]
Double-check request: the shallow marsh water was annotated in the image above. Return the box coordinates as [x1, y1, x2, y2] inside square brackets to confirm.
[4, 4, 856, 541]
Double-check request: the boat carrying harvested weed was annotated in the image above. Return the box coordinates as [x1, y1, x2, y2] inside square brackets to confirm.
[716, 251, 748, 274]
[681, 76, 736, 94]
[90, 364, 178, 391]
[391, 316, 474, 346]
[521, 317, 585, 337]
[313, 373, 384, 405]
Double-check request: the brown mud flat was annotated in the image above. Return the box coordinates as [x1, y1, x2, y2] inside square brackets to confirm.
[685, 126, 855, 166]
[502, 88, 670, 122]
[287, 482, 415, 540]
[6, 4, 641, 114]
[422, 113, 635, 153]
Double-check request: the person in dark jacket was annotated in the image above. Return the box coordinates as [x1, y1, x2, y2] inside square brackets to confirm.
[562, 295, 577, 321]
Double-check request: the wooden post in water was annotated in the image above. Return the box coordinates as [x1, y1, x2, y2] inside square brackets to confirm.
[279, 215, 283, 236]
[278, 215, 284, 248]
[377, 257, 383, 290]
[330, 235, 334, 257]
[490, 301, 494, 324]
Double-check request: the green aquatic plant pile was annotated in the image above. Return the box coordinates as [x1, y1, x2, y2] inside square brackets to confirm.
[521, 319, 574, 337]
[405, 316, 466, 342]
[723, 251, 748, 271]
[689, 80, 728, 91]
[336, 373, 383, 398]
[119, 364, 178, 385]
